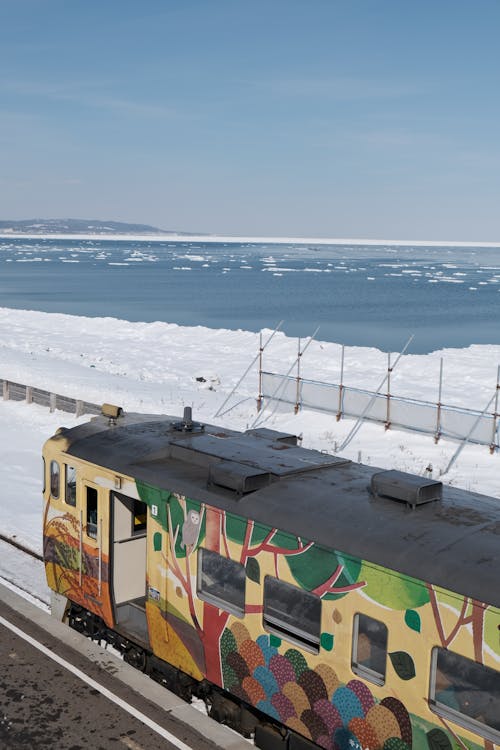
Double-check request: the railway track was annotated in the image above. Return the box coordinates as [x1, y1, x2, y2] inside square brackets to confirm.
[0, 533, 48, 607]
[0, 532, 43, 562]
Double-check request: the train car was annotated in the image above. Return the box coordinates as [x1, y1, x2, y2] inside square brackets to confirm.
[42, 405, 500, 750]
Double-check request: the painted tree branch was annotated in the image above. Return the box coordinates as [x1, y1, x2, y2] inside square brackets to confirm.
[437, 714, 470, 750]
[311, 564, 366, 598]
[427, 584, 488, 664]
[166, 503, 201, 632]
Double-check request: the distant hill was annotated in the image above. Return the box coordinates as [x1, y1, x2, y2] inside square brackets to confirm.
[0, 218, 188, 235]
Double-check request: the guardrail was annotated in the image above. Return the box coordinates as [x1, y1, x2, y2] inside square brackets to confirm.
[1, 379, 100, 417]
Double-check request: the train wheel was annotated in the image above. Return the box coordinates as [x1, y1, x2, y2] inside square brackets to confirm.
[124, 645, 147, 672]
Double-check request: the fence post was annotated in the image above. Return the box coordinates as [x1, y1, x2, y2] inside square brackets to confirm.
[443, 389, 498, 475]
[339, 334, 414, 452]
[3, 380, 9, 401]
[214, 320, 283, 420]
[26, 386, 33, 404]
[336, 345, 344, 421]
[385, 352, 392, 430]
[76, 399, 84, 418]
[294, 338, 302, 414]
[489, 364, 500, 454]
[49, 393, 56, 413]
[257, 332, 263, 413]
[251, 326, 320, 428]
[435, 357, 443, 443]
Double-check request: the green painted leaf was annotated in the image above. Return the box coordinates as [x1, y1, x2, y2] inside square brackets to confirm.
[269, 634, 281, 648]
[246, 557, 260, 584]
[225, 513, 248, 544]
[286, 545, 362, 600]
[404, 609, 421, 633]
[320, 632, 334, 651]
[248, 523, 272, 545]
[270, 530, 301, 550]
[389, 651, 416, 680]
[426, 728, 452, 750]
[361, 560, 430, 610]
[153, 532, 162, 551]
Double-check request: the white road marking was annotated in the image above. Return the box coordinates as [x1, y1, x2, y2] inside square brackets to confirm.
[0, 614, 192, 750]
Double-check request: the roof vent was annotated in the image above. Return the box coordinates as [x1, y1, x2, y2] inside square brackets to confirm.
[208, 461, 271, 496]
[173, 406, 204, 433]
[245, 427, 298, 446]
[371, 470, 442, 509]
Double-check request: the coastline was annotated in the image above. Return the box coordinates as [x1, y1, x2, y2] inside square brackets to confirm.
[1, 232, 500, 248]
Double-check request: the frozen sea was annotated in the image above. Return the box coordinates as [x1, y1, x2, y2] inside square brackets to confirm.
[1, 237, 500, 353]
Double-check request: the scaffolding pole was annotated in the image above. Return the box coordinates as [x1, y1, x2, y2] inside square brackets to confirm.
[251, 326, 320, 428]
[294, 338, 302, 414]
[213, 320, 284, 419]
[385, 351, 392, 430]
[338, 334, 414, 452]
[489, 364, 500, 454]
[435, 357, 444, 443]
[443, 389, 497, 475]
[336, 345, 345, 421]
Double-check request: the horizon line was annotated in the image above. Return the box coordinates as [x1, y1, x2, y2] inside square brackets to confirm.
[1, 231, 500, 248]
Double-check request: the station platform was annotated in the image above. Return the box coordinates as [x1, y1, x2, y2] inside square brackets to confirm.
[0, 582, 249, 750]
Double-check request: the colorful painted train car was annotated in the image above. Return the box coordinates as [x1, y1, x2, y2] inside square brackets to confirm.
[42, 406, 500, 750]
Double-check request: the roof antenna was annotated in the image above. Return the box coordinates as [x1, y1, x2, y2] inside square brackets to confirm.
[182, 406, 193, 431]
[173, 405, 204, 432]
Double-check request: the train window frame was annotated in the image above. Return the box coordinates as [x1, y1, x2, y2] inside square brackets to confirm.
[50, 460, 60, 499]
[197, 548, 246, 618]
[263, 576, 321, 654]
[351, 613, 388, 686]
[85, 486, 98, 540]
[65, 465, 77, 507]
[131, 498, 147, 536]
[429, 647, 500, 742]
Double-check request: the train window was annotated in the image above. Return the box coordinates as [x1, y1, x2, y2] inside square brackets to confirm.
[263, 577, 321, 653]
[352, 613, 388, 685]
[50, 460, 60, 498]
[132, 499, 147, 535]
[86, 486, 98, 539]
[65, 465, 77, 506]
[197, 548, 246, 617]
[430, 647, 500, 740]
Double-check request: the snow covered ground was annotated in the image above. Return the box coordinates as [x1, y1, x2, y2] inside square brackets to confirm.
[0, 306, 499, 603]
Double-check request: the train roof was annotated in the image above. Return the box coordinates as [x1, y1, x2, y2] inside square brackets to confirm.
[49, 411, 500, 609]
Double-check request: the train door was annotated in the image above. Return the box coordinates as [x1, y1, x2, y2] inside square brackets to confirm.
[79, 480, 113, 625]
[110, 491, 149, 646]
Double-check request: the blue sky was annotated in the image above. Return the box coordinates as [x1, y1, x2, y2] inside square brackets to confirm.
[1, 0, 499, 240]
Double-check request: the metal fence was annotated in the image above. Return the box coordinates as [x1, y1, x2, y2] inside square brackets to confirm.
[261, 371, 499, 450]
[3, 369, 499, 453]
[1, 379, 100, 417]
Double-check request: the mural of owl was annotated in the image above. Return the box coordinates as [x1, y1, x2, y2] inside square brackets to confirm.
[181, 509, 200, 554]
